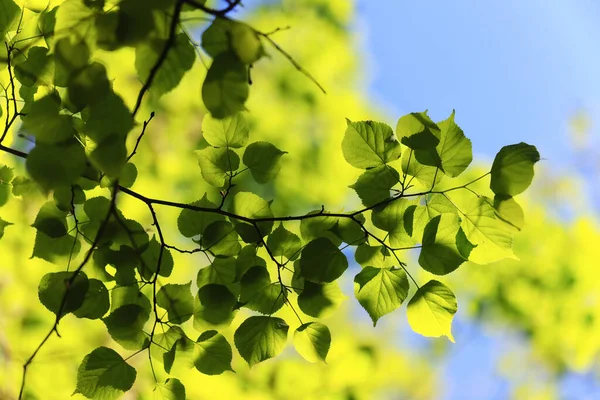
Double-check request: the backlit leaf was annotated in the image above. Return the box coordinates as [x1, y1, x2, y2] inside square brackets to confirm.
[75, 347, 136, 400]
[407, 280, 457, 342]
[234, 316, 288, 367]
[354, 266, 409, 326]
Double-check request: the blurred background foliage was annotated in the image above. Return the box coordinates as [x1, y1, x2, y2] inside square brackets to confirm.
[1, 0, 599, 399]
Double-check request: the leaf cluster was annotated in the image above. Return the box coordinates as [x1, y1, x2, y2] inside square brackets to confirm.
[0, 1, 539, 399]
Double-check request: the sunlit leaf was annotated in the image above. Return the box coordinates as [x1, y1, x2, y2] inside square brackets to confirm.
[350, 165, 399, 207]
[177, 195, 223, 238]
[154, 378, 185, 400]
[103, 304, 150, 350]
[197, 147, 240, 187]
[297, 281, 345, 318]
[267, 223, 302, 261]
[354, 266, 409, 326]
[299, 237, 348, 283]
[135, 33, 195, 96]
[342, 119, 401, 169]
[157, 282, 194, 324]
[293, 322, 331, 363]
[490, 142, 540, 196]
[202, 51, 249, 118]
[202, 112, 249, 148]
[193, 284, 237, 328]
[407, 280, 457, 342]
[240, 266, 284, 314]
[243, 141, 287, 184]
[75, 347, 136, 400]
[228, 191, 274, 242]
[419, 214, 468, 275]
[38, 271, 89, 318]
[193, 330, 233, 375]
[436, 110, 472, 177]
[396, 111, 440, 150]
[234, 316, 289, 367]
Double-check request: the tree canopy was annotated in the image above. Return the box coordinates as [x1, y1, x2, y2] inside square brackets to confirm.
[0, 0, 540, 399]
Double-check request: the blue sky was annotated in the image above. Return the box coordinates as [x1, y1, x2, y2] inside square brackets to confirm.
[357, 0, 600, 165]
[357, 1, 600, 398]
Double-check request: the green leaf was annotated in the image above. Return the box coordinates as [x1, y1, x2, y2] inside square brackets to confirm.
[157, 282, 194, 324]
[202, 112, 249, 148]
[177, 195, 224, 237]
[299, 238, 348, 283]
[228, 191, 274, 242]
[54, 0, 99, 49]
[342, 120, 401, 169]
[53, 185, 85, 211]
[83, 91, 133, 140]
[371, 198, 416, 248]
[115, 0, 157, 46]
[0, 217, 12, 239]
[53, 38, 90, 87]
[0, 165, 13, 206]
[202, 51, 249, 119]
[293, 322, 331, 363]
[109, 284, 151, 313]
[0, 0, 19, 37]
[235, 245, 266, 280]
[202, 19, 264, 64]
[490, 142, 540, 196]
[38, 271, 89, 318]
[396, 111, 441, 150]
[197, 147, 240, 187]
[401, 148, 443, 189]
[493, 194, 524, 231]
[119, 162, 138, 188]
[461, 197, 517, 264]
[26, 140, 87, 190]
[11, 176, 39, 197]
[240, 266, 284, 314]
[154, 378, 185, 400]
[75, 347, 136, 400]
[103, 304, 150, 350]
[139, 236, 174, 279]
[411, 194, 457, 240]
[150, 327, 184, 372]
[197, 257, 236, 289]
[436, 110, 472, 177]
[32, 201, 68, 238]
[299, 211, 341, 245]
[242, 141, 287, 184]
[234, 316, 289, 367]
[193, 284, 237, 328]
[406, 280, 457, 342]
[193, 330, 234, 375]
[297, 280, 345, 318]
[21, 94, 75, 144]
[32, 232, 81, 264]
[267, 224, 302, 261]
[418, 214, 467, 275]
[89, 134, 128, 178]
[161, 332, 195, 375]
[230, 22, 264, 64]
[67, 62, 111, 111]
[135, 33, 195, 96]
[331, 214, 366, 245]
[354, 244, 395, 269]
[72, 279, 110, 319]
[350, 165, 399, 207]
[354, 266, 409, 326]
[14, 46, 54, 87]
[200, 220, 241, 257]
